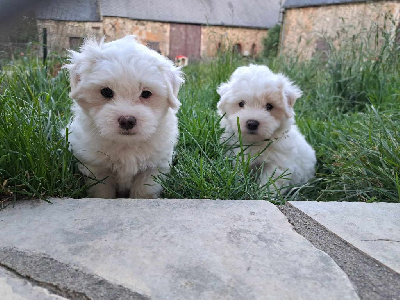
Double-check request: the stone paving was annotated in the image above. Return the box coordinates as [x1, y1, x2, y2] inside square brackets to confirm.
[0, 198, 398, 300]
[0, 266, 66, 300]
[290, 201, 400, 273]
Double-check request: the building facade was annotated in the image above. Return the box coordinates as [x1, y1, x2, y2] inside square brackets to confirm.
[280, 0, 400, 59]
[36, 0, 281, 60]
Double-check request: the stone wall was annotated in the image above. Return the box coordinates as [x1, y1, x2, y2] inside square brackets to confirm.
[37, 18, 269, 59]
[280, 1, 400, 59]
[36, 20, 103, 54]
[102, 17, 170, 56]
[201, 25, 268, 57]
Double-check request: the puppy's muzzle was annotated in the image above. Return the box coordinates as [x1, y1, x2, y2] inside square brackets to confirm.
[246, 120, 259, 132]
[118, 116, 136, 130]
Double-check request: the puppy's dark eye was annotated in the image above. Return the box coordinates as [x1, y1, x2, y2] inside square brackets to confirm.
[101, 87, 114, 99]
[141, 90, 152, 99]
[239, 101, 245, 108]
[266, 103, 273, 111]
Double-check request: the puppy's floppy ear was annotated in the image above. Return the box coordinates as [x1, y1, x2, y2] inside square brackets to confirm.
[275, 74, 302, 118]
[216, 82, 231, 114]
[217, 82, 230, 97]
[63, 37, 105, 93]
[278, 74, 302, 107]
[63, 50, 81, 91]
[162, 65, 184, 110]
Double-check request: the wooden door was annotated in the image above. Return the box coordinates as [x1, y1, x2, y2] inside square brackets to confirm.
[169, 23, 201, 60]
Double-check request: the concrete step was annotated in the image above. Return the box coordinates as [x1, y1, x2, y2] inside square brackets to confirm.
[0, 199, 359, 300]
[0, 266, 67, 300]
[281, 202, 400, 300]
[289, 201, 400, 273]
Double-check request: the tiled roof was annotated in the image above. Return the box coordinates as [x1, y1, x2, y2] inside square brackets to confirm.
[36, 0, 100, 22]
[100, 0, 281, 28]
[36, 0, 281, 29]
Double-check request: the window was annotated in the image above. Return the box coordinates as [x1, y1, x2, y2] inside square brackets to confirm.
[314, 38, 330, 60]
[69, 37, 84, 50]
[146, 41, 161, 53]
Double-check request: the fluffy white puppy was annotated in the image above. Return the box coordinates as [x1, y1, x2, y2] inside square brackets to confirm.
[64, 35, 183, 198]
[217, 64, 316, 192]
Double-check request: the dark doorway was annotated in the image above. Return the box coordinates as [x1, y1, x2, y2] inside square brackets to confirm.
[251, 43, 257, 56]
[233, 43, 242, 55]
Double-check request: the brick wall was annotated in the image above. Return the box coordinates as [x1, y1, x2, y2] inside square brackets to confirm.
[281, 1, 400, 59]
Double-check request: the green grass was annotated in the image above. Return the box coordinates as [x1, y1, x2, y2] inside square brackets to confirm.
[0, 55, 86, 206]
[1, 24, 399, 205]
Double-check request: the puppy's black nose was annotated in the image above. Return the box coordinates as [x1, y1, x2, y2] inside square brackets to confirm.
[118, 116, 136, 130]
[246, 120, 259, 131]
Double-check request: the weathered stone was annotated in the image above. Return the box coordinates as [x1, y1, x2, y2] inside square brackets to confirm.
[290, 201, 400, 273]
[201, 25, 266, 58]
[0, 265, 67, 300]
[36, 19, 103, 52]
[102, 17, 170, 56]
[280, 203, 400, 300]
[0, 247, 149, 300]
[0, 199, 359, 299]
[281, 2, 400, 59]
[36, 19, 267, 59]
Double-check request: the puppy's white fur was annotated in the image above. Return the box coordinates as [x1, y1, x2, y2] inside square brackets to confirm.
[217, 64, 316, 192]
[64, 36, 183, 198]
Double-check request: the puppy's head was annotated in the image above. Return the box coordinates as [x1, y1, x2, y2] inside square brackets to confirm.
[64, 35, 184, 142]
[217, 64, 302, 142]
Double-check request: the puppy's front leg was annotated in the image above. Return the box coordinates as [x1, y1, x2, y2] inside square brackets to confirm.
[83, 166, 116, 198]
[260, 166, 290, 195]
[130, 168, 164, 199]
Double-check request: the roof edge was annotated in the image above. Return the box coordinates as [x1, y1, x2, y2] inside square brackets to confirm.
[100, 15, 271, 29]
[283, 0, 375, 9]
[36, 17, 102, 22]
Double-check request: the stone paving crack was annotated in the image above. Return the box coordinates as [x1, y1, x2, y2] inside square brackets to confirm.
[278, 203, 400, 300]
[0, 247, 150, 300]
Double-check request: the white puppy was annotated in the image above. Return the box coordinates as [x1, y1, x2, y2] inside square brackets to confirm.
[217, 64, 316, 192]
[64, 36, 184, 198]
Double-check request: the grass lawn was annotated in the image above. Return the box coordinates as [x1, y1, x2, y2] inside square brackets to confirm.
[1, 28, 399, 206]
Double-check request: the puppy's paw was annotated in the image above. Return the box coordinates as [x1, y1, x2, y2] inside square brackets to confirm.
[129, 169, 164, 199]
[129, 186, 162, 199]
[88, 182, 116, 199]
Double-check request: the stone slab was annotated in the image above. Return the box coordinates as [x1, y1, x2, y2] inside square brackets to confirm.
[0, 199, 359, 299]
[290, 201, 400, 273]
[280, 203, 400, 300]
[0, 247, 149, 300]
[0, 265, 67, 300]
